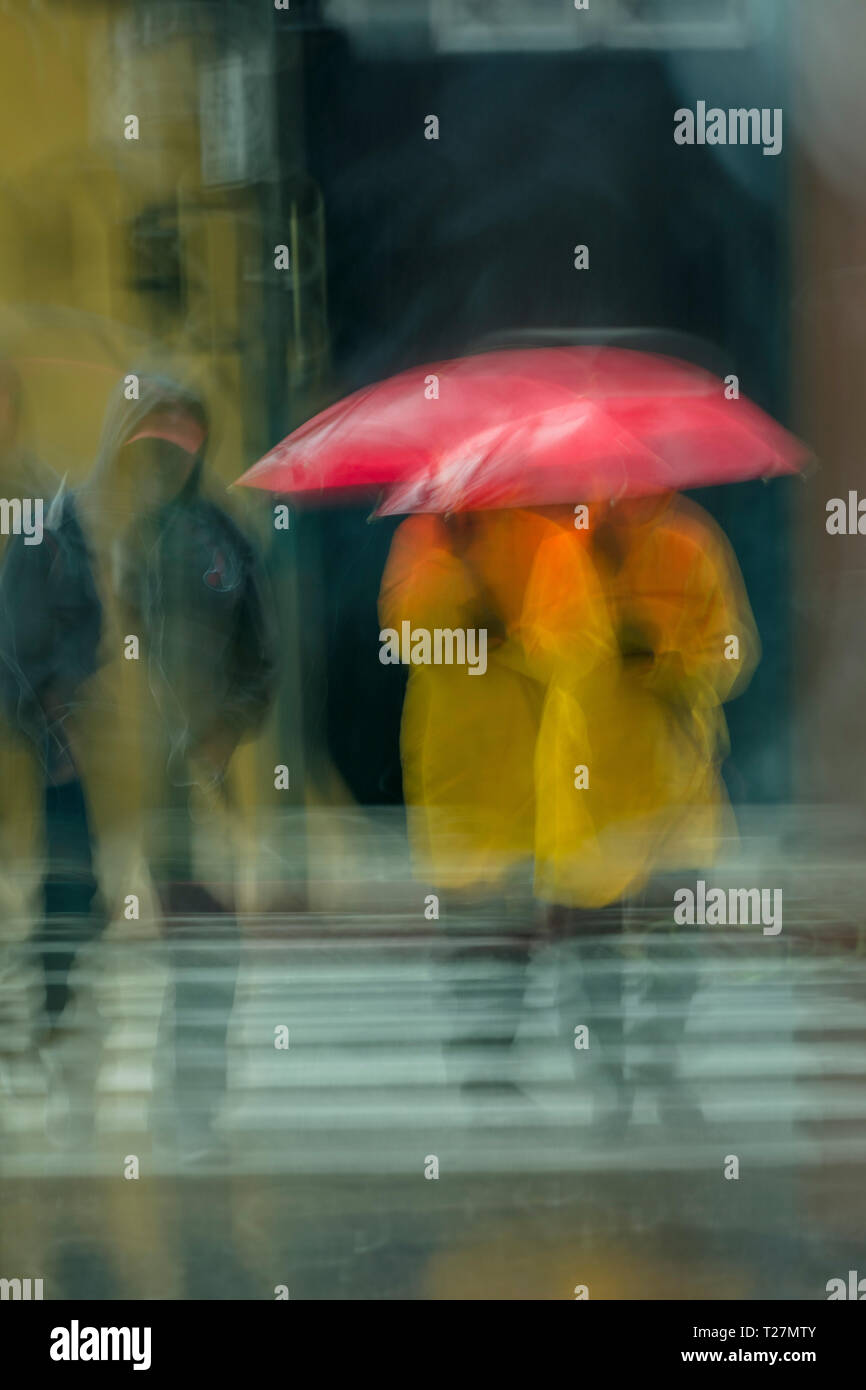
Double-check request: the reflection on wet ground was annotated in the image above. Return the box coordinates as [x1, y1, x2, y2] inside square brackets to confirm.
[1, 807, 865, 1300]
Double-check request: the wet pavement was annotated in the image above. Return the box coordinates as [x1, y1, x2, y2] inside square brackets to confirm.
[1, 806, 865, 1299]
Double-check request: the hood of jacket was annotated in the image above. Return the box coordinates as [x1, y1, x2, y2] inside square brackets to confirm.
[69, 371, 209, 549]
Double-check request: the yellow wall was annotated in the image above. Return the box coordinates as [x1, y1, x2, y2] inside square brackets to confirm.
[0, 0, 260, 488]
[0, 1, 292, 899]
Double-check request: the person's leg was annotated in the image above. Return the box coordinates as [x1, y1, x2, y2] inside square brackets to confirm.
[32, 775, 109, 1144]
[437, 886, 533, 1092]
[630, 871, 703, 1124]
[553, 900, 631, 1132]
[36, 777, 107, 1031]
[156, 880, 240, 1135]
[151, 776, 241, 1156]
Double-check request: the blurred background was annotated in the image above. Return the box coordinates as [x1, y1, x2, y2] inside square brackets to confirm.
[1, 0, 865, 1302]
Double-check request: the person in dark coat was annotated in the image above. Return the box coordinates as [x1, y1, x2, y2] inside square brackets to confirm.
[0, 371, 278, 1158]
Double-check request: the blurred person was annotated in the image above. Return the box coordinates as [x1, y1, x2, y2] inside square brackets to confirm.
[517, 516, 627, 1130]
[0, 373, 277, 1158]
[0, 358, 57, 1076]
[0, 359, 57, 892]
[524, 492, 759, 1129]
[379, 508, 567, 1097]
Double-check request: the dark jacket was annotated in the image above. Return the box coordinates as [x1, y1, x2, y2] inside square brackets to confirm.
[0, 375, 277, 782]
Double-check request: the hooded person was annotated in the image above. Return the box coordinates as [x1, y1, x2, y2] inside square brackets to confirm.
[0, 371, 278, 1155]
[521, 491, 759, 1128]
[0, 360, 57, 875]
[0, 358, 59, 1068]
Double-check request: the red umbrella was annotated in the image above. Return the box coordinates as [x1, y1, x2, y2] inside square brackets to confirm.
[234, 347, 809, 510]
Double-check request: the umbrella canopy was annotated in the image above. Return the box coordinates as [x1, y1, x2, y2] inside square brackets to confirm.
[234, 346, 810, 511]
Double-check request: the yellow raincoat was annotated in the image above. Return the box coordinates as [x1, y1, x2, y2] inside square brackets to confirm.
[379, 509, 561, 893]
[524, 494, 759, 908]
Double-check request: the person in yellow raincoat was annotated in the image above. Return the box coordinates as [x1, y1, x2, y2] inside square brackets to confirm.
[521, 491, 760, 1127]
[379, 508, 563, 1092]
